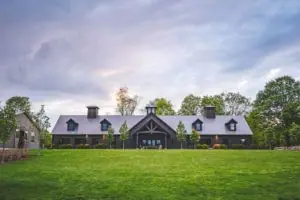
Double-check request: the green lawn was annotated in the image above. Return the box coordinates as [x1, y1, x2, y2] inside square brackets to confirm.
[1, 150, 300, 200]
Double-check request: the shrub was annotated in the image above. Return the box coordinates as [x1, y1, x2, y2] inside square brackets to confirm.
[257, 144, 269, 149]
[45, 144, 55, 149]
[232, 144, 245, 149]
[249, 144, 257, 149]
[145, 146, 157, 149]
[220, 144, 227, 149]
[213, 144, 221, 149]
[77, 144, 90, 149]
[249, 144, 267, 149]
[94, 143, 107, 149]
[59, 144, 73, 149]
[196, 144, 208, 149]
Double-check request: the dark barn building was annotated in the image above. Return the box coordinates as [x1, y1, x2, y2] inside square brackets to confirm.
[52, 105, 253, 149]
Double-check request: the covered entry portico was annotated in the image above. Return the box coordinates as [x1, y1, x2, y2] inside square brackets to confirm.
[133, 120, 170, 148]
[129, 111, 177, 149]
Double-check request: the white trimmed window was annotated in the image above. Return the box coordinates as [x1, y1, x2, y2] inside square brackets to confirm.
[31, 132, 35, 142]
[230, 123, 235, 131]
[195, 123, 202, 131]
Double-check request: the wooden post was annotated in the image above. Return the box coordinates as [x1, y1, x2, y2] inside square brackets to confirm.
[136, 133, 139, 148]
[165, 134, 167, 149]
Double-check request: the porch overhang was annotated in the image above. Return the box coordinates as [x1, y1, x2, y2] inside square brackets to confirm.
[129, 113, 176, 138]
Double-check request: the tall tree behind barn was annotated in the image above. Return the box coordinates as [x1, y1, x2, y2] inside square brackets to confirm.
[116, 87, 140, 116]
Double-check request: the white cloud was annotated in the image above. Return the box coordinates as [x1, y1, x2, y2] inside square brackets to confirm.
[265, 68, 281, 80]
[1, 1, 300, 129]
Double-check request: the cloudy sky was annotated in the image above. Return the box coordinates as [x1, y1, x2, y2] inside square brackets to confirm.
[1, 0, 300, 129]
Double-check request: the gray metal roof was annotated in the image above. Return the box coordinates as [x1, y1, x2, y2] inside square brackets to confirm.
[52, 114, 252, 135]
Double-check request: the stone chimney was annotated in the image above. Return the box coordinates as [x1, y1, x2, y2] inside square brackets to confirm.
[87, 106, 99, 118]
[204, 105, 216, 119]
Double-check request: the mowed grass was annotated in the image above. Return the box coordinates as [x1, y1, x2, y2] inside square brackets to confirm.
[1, 150, 300, 200]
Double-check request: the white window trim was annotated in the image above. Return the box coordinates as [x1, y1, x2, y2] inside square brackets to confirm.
[230, 123, 235, 131]
[196, 123, 201, 131]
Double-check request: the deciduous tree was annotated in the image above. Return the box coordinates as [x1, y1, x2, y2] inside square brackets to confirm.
[6, 96, 31, 114]
[264, 127, 277, 149]
[288, 123, 300, 146]
[201, 95, 225, 115]
[33, 105, 51, 149]
[116, 87, 140, 116]
[0, 104, 17, 164]
[149, 98, 176, 115]
[178, 94, 201, 115]
[190, 129, 200, 149]
[253, 76, 300, 146]
[107, 127, 114, 149]
[40, 131, 52, 148]
[176, 121, 187, 149]
[221, 92, 252, 116]
[119, 121, 129, 150]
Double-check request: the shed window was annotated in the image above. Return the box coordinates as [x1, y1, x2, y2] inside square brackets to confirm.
[31, 132, 35, 142]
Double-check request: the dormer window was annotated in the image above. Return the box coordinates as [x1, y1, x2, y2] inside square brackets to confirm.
[195, 123, 201, 131]
[100, 119, 111, 131]
[66, 119, 78, 132]
[225, 118, 237, 131]
[102, 123, 108, 131]
[192, 119, 203, 131]
[230, 123, 235, 131]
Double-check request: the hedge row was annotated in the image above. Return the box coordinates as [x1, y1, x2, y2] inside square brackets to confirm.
[196, 144, 268, 149]
[196, 144, 209, 149]
[47, 143, 271, 149]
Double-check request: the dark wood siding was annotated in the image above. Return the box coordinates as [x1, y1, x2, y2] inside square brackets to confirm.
[52, 134, 252, 149]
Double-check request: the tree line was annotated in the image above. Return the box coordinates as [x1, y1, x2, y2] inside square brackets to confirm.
[116, 76, 300, 148]
[116, 87, 251, 116]
[1, 75, 300, 151]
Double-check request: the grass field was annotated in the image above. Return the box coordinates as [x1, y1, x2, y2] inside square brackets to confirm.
[1, 150, 300, 200]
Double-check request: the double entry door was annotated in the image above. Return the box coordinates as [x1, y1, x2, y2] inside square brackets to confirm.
[142, 139, 162, 147]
